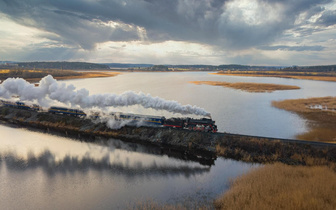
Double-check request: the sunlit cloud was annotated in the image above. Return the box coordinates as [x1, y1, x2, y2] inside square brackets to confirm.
[0, 0, 335, 65]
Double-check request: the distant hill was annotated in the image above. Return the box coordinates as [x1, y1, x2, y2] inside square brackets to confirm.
[17, 62, 110, 70]
[103, 63, 153, 68]
[282, 65, 336, 72]
[1, 61, 335, 72]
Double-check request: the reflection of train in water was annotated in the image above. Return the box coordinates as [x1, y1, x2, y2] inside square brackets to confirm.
[0, 100, 218, 133]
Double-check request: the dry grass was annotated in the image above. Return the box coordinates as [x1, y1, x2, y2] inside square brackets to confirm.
[51, 72, 120, 81]
[215, 135, 336, 167]
[0, 69, 120, 82]
[214, 163, 336, 210]
[272, 97, 336, 142]
[190, 81, 300, 93]
[212, 71, 336, 82]
[132, 200, 212, 210]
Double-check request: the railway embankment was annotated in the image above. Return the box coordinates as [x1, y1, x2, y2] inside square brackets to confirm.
[1, 106, 335, 167]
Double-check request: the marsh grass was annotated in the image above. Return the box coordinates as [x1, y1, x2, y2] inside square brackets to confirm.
[215, 135, 336, 169]
[190, 81, 300, 93]
[212, 71, 336, 82]
[214, 163, 336, 210]
[0, 69, 119, 82]
[272, 97, 336, 142]
[132, 198, 213, 210]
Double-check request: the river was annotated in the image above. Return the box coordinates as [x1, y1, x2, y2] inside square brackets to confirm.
[1, 72, 336, 209]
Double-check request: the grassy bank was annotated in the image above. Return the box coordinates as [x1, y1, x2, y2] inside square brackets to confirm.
[212, 71, 336, 82]
[134, 163, 336, 210]
[190, 81, 300, 93]
[215, 163, 336, 210]
[0, 69, 119, 82]
[272, 97, 336, 142]
[215, 134, 336, 168]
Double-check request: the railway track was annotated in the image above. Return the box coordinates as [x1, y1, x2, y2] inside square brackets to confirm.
[215, 132, 336, 148]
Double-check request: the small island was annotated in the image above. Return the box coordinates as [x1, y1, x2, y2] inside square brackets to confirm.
[190, 81, 300, 93]
[212, 70, 336, 82]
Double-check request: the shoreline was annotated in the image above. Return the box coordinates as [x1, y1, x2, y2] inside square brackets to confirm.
[189, 81, 300, 93]
[26, 71, 121, 83]
[272, 97, 336, 142]
[212, 71, 336, 82]
[0, 69, 121, 83]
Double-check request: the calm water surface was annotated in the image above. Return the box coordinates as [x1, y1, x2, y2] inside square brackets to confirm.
[66, 72, 336, 138]
[1, 72, 336, 209]
[0, 125, 256, 209]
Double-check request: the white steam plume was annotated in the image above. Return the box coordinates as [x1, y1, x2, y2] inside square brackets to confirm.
[0, 75, 210, 116]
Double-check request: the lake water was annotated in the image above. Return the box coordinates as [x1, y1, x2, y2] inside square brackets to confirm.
[1, 72, 336, 209]
[65, 72, 336, 138]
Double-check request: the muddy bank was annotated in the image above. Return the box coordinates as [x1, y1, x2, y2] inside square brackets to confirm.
[1, 107, 335, 166]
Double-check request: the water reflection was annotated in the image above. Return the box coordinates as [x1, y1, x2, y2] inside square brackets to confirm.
[0, 125, 259, 209]
[2, 150, 210, 178]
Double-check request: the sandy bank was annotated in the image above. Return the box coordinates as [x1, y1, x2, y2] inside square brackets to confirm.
[212, 71, 336, 82]
[190, 81, 300, 93]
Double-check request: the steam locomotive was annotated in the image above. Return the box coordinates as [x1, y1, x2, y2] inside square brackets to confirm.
[111, 112, 218, 133]
[0, 100, 218, 133]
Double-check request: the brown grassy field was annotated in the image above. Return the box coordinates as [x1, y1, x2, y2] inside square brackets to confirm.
[190, 81, 300, 92]
[214, 163, 336, 210]
[272, 97, 336, 142]
[212, 71, 336, 82]
[0, 69, 120, 82]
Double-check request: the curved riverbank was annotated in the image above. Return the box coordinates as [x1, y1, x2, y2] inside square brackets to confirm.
[273, 96, 336, 142]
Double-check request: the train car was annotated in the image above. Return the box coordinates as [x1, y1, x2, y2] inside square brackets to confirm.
[1, 100, 42, 111]
[1, 100, 17, 108]
[2, 101, 30, 110]
[15, 101, 32, 110]
[184, 118, 218, 133]
[111, 112, 165, 126]
[163, 118, 184, 128]
[48, 106, 87, 117]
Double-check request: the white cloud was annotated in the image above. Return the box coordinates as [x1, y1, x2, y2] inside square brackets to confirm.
[0, 0, 335, 65]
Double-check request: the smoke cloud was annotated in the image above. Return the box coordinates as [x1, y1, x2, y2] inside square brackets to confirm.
[0, 75, 210, 116]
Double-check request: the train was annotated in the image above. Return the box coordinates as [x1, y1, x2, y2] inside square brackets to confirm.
[0, 100, 218, 133]
[48, 106, 87, 117]
[1, 100, 41, 111]
[111, 112, 218, 133]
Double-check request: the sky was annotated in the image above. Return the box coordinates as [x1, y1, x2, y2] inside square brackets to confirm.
[0, 0, 336, 66]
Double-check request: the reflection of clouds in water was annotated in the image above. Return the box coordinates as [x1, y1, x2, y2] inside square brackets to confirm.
[1, 150, 210, 179]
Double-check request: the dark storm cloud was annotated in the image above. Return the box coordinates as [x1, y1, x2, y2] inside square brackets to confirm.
[18, 45, 79, 61]
[0, 0, 333, 51]
[259, 45, 325, 51]
[317, 10, 336, 26]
